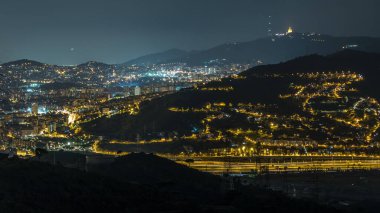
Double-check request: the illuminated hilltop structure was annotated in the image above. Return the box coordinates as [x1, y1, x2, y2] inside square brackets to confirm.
[286, 26, 293, 35]
[273, 26, 295, 37]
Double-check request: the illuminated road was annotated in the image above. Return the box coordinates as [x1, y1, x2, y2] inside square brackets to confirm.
[176, 159, 380, 174]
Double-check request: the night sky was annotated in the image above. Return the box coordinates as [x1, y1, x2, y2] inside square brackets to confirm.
[0, 0, 379, 65]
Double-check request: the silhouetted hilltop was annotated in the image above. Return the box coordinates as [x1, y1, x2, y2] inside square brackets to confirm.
[89, 153, 222, 200]
[124, 49, 190, 66]
[1, 59, 46, 67]
[243, 50, 380, 76]
[0, 158, 181, 213]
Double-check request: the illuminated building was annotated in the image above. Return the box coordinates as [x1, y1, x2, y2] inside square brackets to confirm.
[48, 122, 57, 133]
[286, 26, 293, 35]
[102, 108, 110, 114]
[134, 86, 141, 96]
[32, 103, 38, 116]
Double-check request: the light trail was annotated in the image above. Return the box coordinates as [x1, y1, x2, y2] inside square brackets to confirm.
[177, 159, 380, 174]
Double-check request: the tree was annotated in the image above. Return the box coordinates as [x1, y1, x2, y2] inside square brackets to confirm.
[35, 148, 48, 159]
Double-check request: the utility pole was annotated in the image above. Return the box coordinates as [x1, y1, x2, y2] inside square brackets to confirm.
[267, 15, 273, 37]
[136, 133, 140, 153]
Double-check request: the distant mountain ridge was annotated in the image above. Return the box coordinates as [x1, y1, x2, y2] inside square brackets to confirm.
[123, 33, 380, 66]
[175, 33, 380, 66]
[2, 32, 380, 67]
[123, 48, 190, 66]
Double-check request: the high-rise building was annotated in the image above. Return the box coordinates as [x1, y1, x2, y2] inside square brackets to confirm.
[48, 122, 57, 134]
[31, 103, 38, 115]
[134, 86, 141, 96]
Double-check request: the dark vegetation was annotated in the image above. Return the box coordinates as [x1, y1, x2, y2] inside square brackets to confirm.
[257, 170, 380, 213]
[0, 153, 340, 212]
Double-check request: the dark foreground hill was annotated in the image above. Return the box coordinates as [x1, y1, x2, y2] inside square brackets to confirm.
[88, 153, 221, 201]
[0, 158, 176, 213]
[0, 153, 339, 213]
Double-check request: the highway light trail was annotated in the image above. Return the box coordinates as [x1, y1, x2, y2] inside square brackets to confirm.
[176, 159, 380, 174]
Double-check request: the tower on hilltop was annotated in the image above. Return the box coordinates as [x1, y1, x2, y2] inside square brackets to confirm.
[286, 26, 293, 35]
[267, 16, 272, 36]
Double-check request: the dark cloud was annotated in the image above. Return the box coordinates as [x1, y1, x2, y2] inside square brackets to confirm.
[0, 0, 379, 64]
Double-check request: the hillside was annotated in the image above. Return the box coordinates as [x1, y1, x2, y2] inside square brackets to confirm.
[243, 50, 380, 76]
[82, 50, 380, 152]
[1, 59, 47, 67]
[243, 50, 380, 99]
